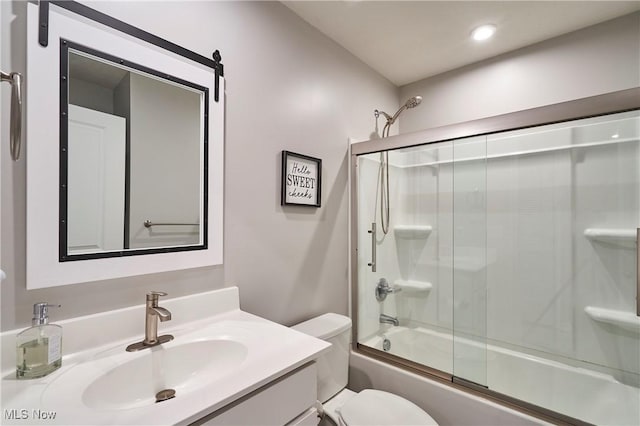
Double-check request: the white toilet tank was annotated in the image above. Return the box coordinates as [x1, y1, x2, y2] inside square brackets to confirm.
[292, 313, 352, 403]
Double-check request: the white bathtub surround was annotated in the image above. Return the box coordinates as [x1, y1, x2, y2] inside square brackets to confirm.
[362, 325, 640, 426]
[349, 351, 548, 426]
[1, 287, 330, 425]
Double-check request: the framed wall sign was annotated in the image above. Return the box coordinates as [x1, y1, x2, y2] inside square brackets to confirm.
[281, 151, 322, 207]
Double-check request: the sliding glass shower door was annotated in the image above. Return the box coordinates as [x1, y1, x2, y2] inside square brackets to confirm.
[452, 136, 488, 388]
[356, 144, 454, 376]
[352, 96, 640, 425]
[355, 137, 489, 386]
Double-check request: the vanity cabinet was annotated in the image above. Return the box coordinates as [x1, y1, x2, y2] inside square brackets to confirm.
[192, 363, 319, 426]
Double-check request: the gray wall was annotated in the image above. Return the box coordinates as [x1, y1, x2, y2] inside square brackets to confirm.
[399, 12, 640, 133]
[0, 1, 398, 331]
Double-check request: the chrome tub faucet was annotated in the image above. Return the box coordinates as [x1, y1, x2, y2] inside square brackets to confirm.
[379, 314, 399, 326]
[126, 291, 174, 352]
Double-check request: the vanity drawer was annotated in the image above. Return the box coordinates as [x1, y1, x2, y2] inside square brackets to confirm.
[286, 407, 320, 426]
[193, 362, 317, 426]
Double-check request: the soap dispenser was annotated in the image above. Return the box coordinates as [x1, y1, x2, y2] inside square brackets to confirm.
[16, 303, 62, 379]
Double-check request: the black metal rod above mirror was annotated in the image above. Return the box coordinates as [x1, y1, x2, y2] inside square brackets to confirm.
[38, 0, 224, 101]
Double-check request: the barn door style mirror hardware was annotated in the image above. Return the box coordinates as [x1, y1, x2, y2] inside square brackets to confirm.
[37, 1, 224, 101]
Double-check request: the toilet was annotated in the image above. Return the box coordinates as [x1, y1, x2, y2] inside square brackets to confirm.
[292, 313, 438, 426]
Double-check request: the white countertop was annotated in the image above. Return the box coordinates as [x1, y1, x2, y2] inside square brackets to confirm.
[0, 288, 330, 425]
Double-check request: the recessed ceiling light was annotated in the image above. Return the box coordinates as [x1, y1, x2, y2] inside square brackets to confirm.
[472, 24, 496, 42]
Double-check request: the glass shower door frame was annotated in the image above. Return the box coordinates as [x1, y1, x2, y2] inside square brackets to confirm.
[349, 87, 640, 424]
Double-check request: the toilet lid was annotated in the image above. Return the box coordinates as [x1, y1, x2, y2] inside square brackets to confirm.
[338, 389, 438, 426]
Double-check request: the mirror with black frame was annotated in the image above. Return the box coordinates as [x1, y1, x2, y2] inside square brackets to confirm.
[61, 41, 208, 261]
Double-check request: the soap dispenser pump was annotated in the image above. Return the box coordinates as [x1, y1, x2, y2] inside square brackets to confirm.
[16, 303, 62, 379]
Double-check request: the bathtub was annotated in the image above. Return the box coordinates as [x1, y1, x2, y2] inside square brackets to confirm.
[362, 326, 640, 426]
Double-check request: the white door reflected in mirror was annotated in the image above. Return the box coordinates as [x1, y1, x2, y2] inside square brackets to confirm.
[68, 105, 126, 254]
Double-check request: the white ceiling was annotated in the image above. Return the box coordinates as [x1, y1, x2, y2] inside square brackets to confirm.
[282, 1, 640, 87]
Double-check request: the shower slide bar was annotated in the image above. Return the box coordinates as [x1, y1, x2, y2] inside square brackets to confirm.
[637, 228, 639, 317]
[144, 220, 199, 228]
[1, 69, 23, 161]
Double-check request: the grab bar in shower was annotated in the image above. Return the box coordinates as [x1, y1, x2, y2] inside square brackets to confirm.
[368, 222, 376, 272]
[1, 70, 23, 161]
[144, 220, 199, 228]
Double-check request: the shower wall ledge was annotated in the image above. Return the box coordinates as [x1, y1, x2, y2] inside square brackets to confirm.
[584, 228, 637, 248]
[394, 225, 432, 239]
[584, 306, 640, 334]
[394, 279, 432, 296]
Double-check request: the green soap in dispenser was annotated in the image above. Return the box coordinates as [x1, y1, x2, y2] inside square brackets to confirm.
[16, 303, 62, 379]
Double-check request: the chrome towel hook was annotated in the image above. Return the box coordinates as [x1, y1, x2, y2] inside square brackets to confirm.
[1, 70, 23, 161]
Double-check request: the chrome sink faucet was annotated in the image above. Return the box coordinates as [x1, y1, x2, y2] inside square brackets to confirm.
[126, 292, 174, 352]
[379, 314, 399, 326]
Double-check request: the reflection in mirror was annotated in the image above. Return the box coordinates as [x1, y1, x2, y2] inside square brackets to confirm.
[63, 43, 208, 260]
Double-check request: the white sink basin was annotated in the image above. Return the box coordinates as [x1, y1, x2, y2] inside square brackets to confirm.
[1, 288, 331, 425]
[43, 339, 248, 411]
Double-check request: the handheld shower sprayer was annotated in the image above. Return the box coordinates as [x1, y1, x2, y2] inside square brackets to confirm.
[405, 96, 422, 108]
[375, 95, 422, 133]
[373, 96, 422, 237]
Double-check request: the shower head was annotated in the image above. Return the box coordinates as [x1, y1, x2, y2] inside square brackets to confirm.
[386, 95, 423, 125]
[404, 95, 422, 109]
[375, 95, 423, 137]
